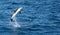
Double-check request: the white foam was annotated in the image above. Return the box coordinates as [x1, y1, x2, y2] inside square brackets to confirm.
[9, 17, 21, 29]
[12, 20, 21, 28]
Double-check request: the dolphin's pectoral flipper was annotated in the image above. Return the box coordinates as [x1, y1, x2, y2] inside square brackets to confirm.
[11, 18, 13, 21]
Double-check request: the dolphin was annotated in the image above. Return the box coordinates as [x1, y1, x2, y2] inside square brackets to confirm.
[11, 7, 22, 21]
[10, 7, 22, 28]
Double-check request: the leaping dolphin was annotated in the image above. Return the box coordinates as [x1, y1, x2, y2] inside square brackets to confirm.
[10, 7, 22, 28]
[11, 7, 22, 21]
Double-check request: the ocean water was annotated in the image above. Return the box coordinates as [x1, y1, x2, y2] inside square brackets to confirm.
[0, 0, 60, 35]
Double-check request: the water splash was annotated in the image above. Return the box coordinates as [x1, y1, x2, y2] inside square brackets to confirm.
[9, 17, 21, 29]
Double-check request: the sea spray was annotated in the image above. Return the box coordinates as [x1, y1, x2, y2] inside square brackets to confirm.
[9, 17, 21, 35]
[9, 17, 21, 29]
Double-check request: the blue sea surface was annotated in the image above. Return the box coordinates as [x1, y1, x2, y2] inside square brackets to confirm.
[0, 0, 60, 35]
